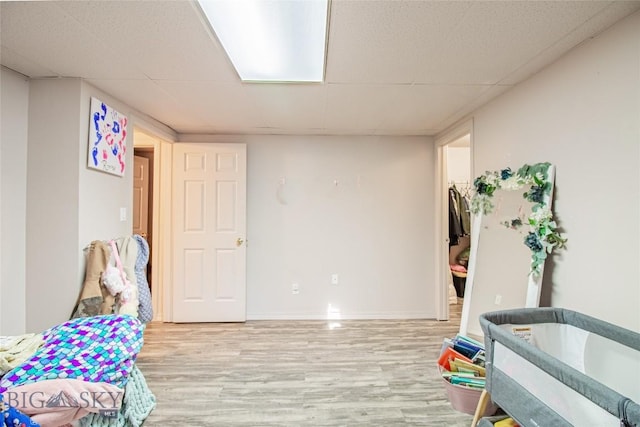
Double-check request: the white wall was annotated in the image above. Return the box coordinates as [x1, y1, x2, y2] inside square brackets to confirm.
[26, 78, 83, 332]
[24, 78, 175, 332]
[447, 147, 471, 184]
[469, 11, 640, 331]
[245, 135, 436, 319]
[77, 84, 136, 286]
[0, 68, 29, 335]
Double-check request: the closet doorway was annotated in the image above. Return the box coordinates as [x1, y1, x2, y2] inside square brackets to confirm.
[434, 121, 473, 321]
[445, 136, 472, 307]
[133, 129, 170, 321]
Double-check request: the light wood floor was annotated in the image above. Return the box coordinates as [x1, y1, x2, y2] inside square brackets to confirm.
[137, 303, 473, 426]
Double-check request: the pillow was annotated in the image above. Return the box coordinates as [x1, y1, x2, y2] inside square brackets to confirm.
[449, 264, 467, 273]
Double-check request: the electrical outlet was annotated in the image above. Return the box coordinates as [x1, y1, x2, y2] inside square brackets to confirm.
[331, 274, 339, 285]
[292, 283, 299, 295]
[494, 294, 502, 305]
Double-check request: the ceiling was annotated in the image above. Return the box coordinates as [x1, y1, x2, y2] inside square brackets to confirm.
[2, 1, 639, 137]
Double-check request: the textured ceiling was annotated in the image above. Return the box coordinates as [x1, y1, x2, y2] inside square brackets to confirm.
[2, 0, 639, 136]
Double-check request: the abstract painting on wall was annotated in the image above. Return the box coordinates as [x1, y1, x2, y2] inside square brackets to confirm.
[88, 97, 128, 176]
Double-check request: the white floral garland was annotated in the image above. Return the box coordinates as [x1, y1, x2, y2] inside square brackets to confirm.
[470, 162, 566, 277]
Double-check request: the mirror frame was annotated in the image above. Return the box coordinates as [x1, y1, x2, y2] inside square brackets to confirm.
[459, 162, 566, 337]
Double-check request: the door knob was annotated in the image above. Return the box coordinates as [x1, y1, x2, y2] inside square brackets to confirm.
[236, 237, 244, 247]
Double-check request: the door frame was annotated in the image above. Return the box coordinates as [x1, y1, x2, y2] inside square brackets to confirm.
[434, 119, 474, 321]
[133, 129, 173, 322]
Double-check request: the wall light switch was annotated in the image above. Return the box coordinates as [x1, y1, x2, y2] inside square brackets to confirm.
[120, 207, 127, 221]
[292, 283, 299, 295]
[494, 294, 502, 305]
[331, 274, 339, 285]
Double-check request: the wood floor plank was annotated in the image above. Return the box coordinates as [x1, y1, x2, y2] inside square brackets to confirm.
[137, 304, 475, 426]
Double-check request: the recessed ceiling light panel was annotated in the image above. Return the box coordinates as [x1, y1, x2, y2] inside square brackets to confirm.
[198, 0, 329, 83]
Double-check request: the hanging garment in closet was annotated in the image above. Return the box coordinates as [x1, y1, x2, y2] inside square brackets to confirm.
[449, 187, 463, 246]
[449, 186, 471, 246]
[459, 195, 471, 236]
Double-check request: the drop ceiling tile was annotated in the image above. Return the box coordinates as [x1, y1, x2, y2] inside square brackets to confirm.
[435, 85, 514, 133]
[87, 78, 207, 133]
[242, 84, 328, 131]
[379, 84, 490, 132]
[325, 84, 401, 132]
[412, 1, 613, 85]
[57, 1, 238, 83]
[501, 2, 640, 85]
[1, 2, 144, 80]
[155, 80, 265, 132]
[0, 47, 57, 78]
[324, 83, 509, 135]
[326, 1, 473, 84]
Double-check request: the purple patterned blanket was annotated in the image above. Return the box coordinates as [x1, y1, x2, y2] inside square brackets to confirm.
[0, 315, 143, 393]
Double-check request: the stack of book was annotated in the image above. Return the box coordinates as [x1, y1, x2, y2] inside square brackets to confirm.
[438, 334, 486, 389]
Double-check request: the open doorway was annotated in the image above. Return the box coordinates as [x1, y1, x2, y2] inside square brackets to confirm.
[133, 147, 154, 290]
[445, 136, 471, 307]
[434, 120, 473, 321]
[133, 128, 170, 321]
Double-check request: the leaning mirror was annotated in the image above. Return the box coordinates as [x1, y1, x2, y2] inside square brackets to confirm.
[459, 162, 566, 338]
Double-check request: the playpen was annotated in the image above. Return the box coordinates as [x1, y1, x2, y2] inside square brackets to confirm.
[474, 308, 640, 427]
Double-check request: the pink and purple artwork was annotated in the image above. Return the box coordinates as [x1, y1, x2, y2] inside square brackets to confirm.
[88, 97, 128, 176]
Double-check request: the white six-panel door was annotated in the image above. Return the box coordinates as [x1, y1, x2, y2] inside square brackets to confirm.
[172, 143, 246, 322]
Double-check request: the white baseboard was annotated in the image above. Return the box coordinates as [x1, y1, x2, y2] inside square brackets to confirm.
[246, 311, 436, 321]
